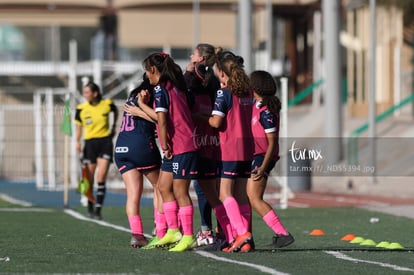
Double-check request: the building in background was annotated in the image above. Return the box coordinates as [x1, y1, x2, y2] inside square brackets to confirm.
[0, 25, 24, 61]
[0, 0, 319, 90]
[0, 0, 413, 189]
[0, 0, 413, 116]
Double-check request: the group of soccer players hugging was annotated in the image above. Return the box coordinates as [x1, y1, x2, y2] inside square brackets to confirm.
[84, 43, 295, 253]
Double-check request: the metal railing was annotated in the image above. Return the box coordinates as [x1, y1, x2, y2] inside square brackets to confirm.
[347, 92, 414, 165]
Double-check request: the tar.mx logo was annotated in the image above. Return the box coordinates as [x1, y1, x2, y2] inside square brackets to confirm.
[289, 140, 323, 163]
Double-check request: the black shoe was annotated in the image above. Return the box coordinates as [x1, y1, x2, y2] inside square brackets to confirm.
[250, 236, 256, 250]
[93, 212, 102, 220]
[94, 206, 102, 220]
[198, 237, 228, 251]
[271, 233, 294, 248]
[87, 202, 94, 218]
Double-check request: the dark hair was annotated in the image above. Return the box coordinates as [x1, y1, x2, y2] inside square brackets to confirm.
[143, 52, 187, 92]
[194, 43, 216, 88]
[250, 70, 281, 113]
[84, 82, 102, 101]
[215, 48, 250, 97]
[129, 73, 152, 98]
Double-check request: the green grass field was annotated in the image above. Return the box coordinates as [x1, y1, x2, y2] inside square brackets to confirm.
[1, 198, 413, 275]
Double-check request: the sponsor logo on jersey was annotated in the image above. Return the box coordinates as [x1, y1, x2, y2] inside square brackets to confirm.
[115, 147, 129, 153]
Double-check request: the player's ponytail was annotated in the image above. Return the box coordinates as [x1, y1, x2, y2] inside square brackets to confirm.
[143, 52, 187, 93]
[215, 49, 250, 97]
[195, 43, 216, 88]
[250, 70, 281, 113]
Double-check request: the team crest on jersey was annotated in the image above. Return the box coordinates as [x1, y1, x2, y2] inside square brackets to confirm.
[154, 85, 162, 93]
[216, 89, 224, 97]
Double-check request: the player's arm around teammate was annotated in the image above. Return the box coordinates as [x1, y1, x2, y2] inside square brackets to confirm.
[143, 52, 199, 252]
[114, 75, 162, 248]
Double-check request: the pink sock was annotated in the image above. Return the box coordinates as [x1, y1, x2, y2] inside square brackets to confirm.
[223, 197, 248, 236]
[178, 205, 194, 236]
[155, 211, 167, 238]
[177, 207, 182, 232]
[239, 204, 251, 232]
[263, 210, 288, 236]
[128, 215, 143, 235]
[214, 204, 234, 243]
[163, 200, 179, 229]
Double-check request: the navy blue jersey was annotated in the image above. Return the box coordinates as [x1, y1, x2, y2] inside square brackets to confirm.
[212, 87, 254, 161]
[114, 93, 161, 173]
[251, 102, 279, 159]
[120, 95, 156, 136]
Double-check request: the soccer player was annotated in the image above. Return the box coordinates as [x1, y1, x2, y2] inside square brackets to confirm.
[209, 49, 254, 252]
[114, 75, 162, 248]
[74, 82, 118, 220]
[139, 52, 199, 252]
[184, 43, 221, 247]
[247, 70, 294, 248]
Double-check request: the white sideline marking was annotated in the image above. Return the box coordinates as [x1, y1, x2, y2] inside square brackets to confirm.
[0, 208, 53, 212]
[0, 193, 32, 207]
[64, 209, 131, 233]
[195, 251, 290, 275]
[325, 251, 414, 272]
[0, 257, 10, 262]
[64, 209, 288, 275]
